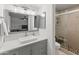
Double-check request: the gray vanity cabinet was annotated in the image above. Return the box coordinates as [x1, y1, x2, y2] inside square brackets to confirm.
[1, 45, 32, 55]
[18, 45, 32, 55]
[32, 43, 42, 55]
[32, 40, 47, 55]
[7, 49, 19, 55]
[1, 39, 47, 55]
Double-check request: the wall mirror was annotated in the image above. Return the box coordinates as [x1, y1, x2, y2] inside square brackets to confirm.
[34, 12, 46, 29]
[0, 9, 46, 41]
[3, 9, 39, 34]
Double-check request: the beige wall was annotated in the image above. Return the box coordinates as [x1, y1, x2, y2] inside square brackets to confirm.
[67, 12, 79, 50]
[56, 11, 79, 50]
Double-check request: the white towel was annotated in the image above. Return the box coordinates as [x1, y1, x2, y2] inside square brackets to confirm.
[0, 19, 8, 36]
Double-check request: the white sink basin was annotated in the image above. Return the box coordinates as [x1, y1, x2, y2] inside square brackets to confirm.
[19, 35, 37, 44]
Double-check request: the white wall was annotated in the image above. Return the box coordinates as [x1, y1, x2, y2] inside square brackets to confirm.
[38, 4, 55, 55]
[7, 4, 56, 55]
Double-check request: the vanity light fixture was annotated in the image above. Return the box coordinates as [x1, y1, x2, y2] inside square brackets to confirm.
[13, 5, 36, 15]
[14, 7, 18, 12]
[31, 11, 36, 15]
[25, 9, 31, 15]
[40, 13, 45, 17]
[25, 9, 36, 15]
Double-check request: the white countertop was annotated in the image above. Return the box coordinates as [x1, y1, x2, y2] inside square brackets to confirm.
[0, 34, 47, 54]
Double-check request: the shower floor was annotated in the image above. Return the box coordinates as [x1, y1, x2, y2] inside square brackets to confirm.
[59, 47, 76, 55]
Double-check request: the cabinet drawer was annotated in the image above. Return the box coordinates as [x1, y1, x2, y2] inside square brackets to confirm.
[18, 45, 32, 55]
[32, 40, 47, 55]
[1, 45, 32, 55]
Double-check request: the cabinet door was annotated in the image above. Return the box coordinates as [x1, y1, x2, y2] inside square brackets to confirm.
[8, 49, 19, 55]
[1, 45, 32, 55]
[39, 40, 47, 55]
[18, 45, 32, 55]
[1, 40, 47, 55]
[32, 42, 42, 55]
[32, 40, 47, 55]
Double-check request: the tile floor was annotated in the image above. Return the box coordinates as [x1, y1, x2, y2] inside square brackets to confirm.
[57, 48, 76, 55]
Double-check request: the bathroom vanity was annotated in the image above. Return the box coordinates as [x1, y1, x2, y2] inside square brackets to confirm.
[0, 4, 47, 55]
[0, 31, 47, 55]
[0, 37, 47, 55]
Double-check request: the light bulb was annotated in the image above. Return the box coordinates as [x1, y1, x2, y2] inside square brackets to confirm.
[31, 11, 36, 15]
[26, 9, 36, 15]
[14, 7, 18, 12]
[25, 9, 31, 15]
[41, 13, 45, 17]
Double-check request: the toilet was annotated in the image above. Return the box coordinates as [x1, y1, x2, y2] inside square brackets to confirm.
[55, 42, 61, 54]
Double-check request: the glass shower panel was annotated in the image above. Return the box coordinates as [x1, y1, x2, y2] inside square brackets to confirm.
[56, 11, 79, 54]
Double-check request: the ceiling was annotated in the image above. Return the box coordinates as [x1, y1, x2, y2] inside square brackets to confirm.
[56, 4, 79, 11]
[16, 4, 79, 11]
[15, 4, 46, 11]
